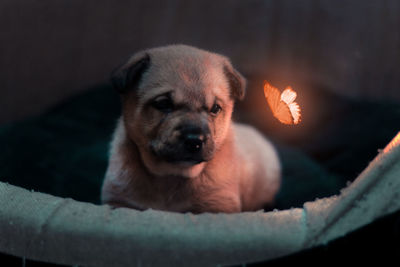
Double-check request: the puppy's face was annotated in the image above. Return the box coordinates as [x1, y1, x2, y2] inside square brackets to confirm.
[112, 45, 246, 178]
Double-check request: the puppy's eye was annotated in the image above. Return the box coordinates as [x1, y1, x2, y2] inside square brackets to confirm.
[152, 96, 174, 113]
[210, 104, 222, 115]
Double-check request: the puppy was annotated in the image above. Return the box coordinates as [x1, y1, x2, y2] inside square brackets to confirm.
[101, 45, 281, 213]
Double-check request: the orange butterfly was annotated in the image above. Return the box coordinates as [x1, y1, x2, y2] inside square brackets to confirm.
[263, 81, 301, 125]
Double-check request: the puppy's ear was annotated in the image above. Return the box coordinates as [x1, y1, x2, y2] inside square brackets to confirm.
[111, 53, 151, 93]
[223, 62, 247, 101]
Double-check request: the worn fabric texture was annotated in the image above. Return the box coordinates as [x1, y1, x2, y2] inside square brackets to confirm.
[0, 134, 399, 266]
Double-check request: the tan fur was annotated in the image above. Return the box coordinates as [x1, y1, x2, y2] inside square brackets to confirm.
[101, 45, 281, 213]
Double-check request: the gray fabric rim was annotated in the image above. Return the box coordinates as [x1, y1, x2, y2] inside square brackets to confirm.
[1, 133, 399, 267]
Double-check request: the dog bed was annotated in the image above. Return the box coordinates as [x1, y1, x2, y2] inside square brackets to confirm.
[0, 84, 399, 266]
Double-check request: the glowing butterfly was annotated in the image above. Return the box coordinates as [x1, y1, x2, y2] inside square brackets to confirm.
[263, 81, 301, 125]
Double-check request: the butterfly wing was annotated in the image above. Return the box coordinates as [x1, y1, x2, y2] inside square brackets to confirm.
[264, 82, 294, 124]
[274, 102, 294, 124]
[282, 86, 301, 124]
[263, 82, 281, 112]
[288, 102, 301, 124]
[280, 86, 297, 104]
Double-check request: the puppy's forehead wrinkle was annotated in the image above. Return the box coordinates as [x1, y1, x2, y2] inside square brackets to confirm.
[137, 47, 231, 110]
[149, 48, 219, 83]
[176, 59, 203, 84]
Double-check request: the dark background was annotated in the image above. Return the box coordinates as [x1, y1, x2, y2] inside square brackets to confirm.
[1, 0, 400, 125]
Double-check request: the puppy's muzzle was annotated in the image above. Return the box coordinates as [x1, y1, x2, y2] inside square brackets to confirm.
[153, 123, 214, 164]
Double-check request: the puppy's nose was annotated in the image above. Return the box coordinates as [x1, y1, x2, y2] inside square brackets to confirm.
[183, 134, 204, 153]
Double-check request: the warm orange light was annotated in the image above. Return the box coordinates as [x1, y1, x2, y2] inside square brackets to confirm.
[383, 132, 400, 153]
[263, 81, 301, 125]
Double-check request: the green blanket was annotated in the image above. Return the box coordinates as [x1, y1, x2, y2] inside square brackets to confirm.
[0, 85, 119, 204]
